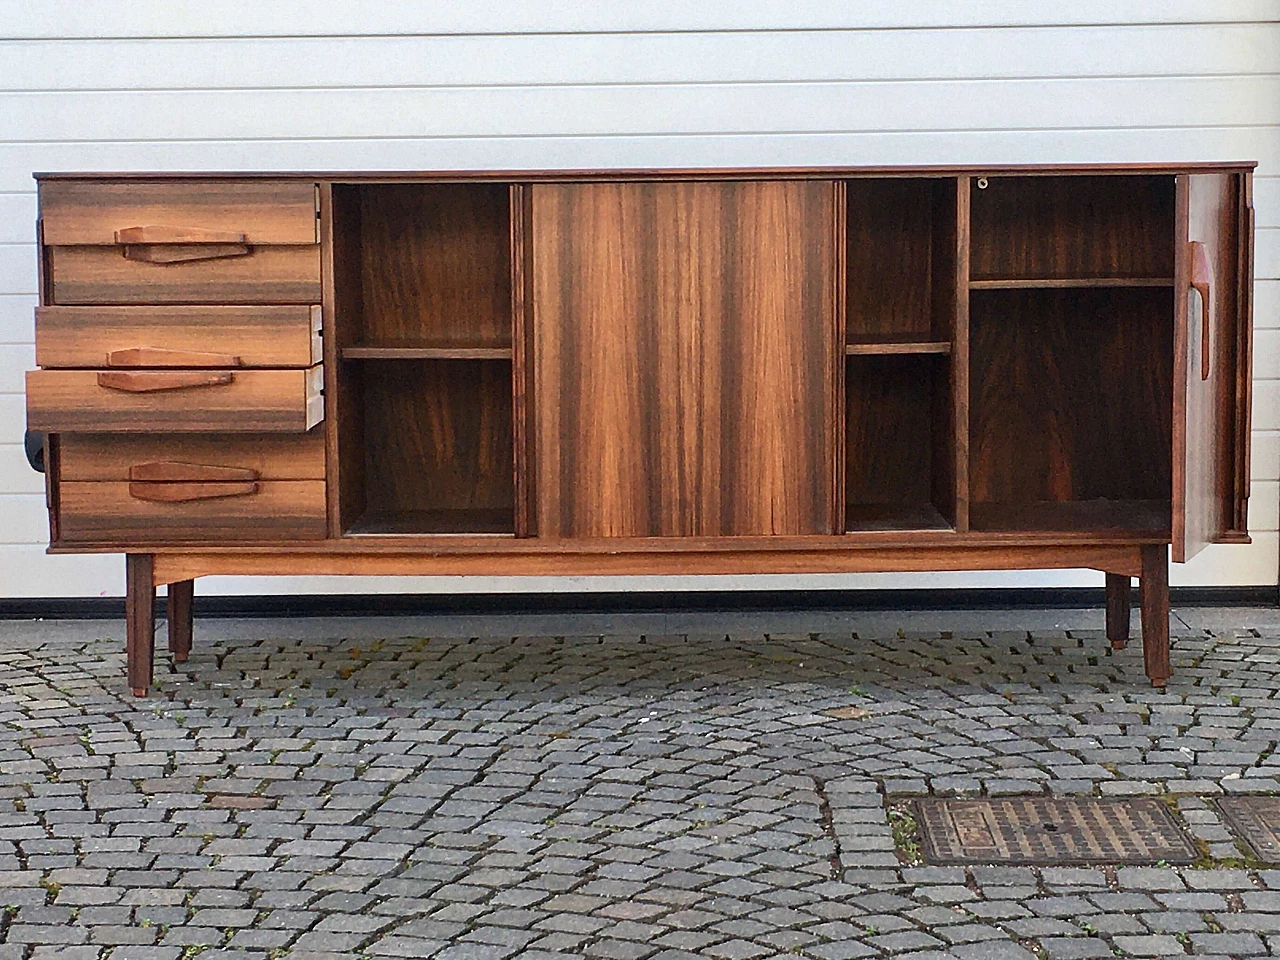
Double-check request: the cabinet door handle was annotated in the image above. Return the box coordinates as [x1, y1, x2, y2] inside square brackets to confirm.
[97, 371, 234, 393]
[106, 346, 242, 368]
[128, 461, 259, 483]
[115, 225, 250, 264]
[129, 481, 258, 503]
[1189, 240, 1213, 381]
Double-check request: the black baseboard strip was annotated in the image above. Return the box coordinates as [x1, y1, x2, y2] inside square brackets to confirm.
[0, 586, 1274, 621]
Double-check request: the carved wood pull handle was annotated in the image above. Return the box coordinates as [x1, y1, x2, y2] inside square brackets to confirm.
[96, 371, 234, 393]
[106, 346, 242, 368]
[128, 481, 258, 503]
[128, 461, 259, 483]
[115, 225, 251, 264]
[1189, 241, 1213, 382]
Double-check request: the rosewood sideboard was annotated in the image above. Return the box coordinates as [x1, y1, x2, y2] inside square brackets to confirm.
[23, 165, 1256, 695]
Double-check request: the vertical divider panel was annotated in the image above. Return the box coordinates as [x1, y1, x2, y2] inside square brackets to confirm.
[833, 180, 847, 533]
[953, 176, 972, 532]
[511, 184, 535, 538]
[318, 181, 340, 537]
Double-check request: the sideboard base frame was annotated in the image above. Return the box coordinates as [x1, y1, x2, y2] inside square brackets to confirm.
[125, 543, 1171, 696]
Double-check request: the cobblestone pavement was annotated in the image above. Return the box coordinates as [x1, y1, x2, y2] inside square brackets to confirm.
[2, 610, 1280, 958]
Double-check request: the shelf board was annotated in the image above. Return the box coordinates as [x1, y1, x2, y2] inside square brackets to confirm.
[346, 508, 515, 536]
[342, 344, 513, 360]
[970, 499, 1171, 536]
[846, 340, 951, 356]
[846, 503, 953, 533]
[969, 277, 1175, 290]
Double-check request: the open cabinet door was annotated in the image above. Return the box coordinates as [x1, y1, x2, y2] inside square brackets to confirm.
[1172, 172, 1252, 562]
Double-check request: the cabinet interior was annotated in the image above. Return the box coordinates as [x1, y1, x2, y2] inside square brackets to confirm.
[332, 182, 516, 535]
[326, 173, 1180, 540]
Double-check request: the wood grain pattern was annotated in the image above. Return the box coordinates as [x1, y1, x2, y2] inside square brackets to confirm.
[59, 432, 326, 481]
[128, 481, 259, 502]
[167, 579, 193, 663]
[325, 182, 361, 536]
[125, 553, 154, 696]
[49, 244, 321, 304]
[952, 176, 971, 531]
[27, 367, 323, 433]
[36, 305, 321, 368]
[40, 180, 318, 245]
[148, 542, 1149, 584]
[845, 354, 950, 530]
[531, 179, 838, 538]
[355, 359, 513, 534]
[60, 481, 327, 542]
[1172, 173, 1241, 562]
[1106, 572, 1130, 650]
[1231, 173, 1255, 538]
[128, 462, 258, 483]
[970, 175, 1175, 281]
[355, 183, 511, 348]
[969, 288, 1173, 513]
[1140, 544, 1170, 688]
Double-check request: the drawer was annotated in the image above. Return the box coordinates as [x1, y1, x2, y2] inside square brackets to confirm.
[41, 180, 318, 246]
[59, 432, 326, 481]
[36, 305, 322, 369]
[48, 245, 321, 305]
[59, 480, 327, 543]
[27, 366, 323, 433]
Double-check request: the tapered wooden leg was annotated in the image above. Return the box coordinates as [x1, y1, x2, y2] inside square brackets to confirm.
[167, 579, 194, 663]
[1105, 573, 1131, 650]
[126, 554, 155, 697]
[1139, 545, 1170, 689]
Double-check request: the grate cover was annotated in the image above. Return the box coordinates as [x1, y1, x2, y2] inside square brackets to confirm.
[1216, 797, 1280, 862]
[913, 797, 1197, 866]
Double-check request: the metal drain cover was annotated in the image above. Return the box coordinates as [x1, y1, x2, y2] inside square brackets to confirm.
[913, 797, 1197, 866]
[1217, 797, 1280, 862]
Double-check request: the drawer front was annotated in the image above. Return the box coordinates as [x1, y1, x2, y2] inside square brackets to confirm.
[27, 367, 323, 433]
[41, 180, 318, 246]
[59, 480, 327, 543]
[60, 432, 326, 481]
[36, 305, 322, 368]
[48, 245, 321, 304]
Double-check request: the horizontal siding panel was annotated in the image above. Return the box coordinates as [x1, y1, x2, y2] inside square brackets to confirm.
[0, 246, 36, 297]
[1251, 480, 1280, 531]
[0, 296, 37, 345]
[1259, 228, 1280, 280]
[1252, 433, 1280, 482]
[0, 545, 119, 598]
[7, 1, 1276, 38]
[1254, 380, 1280, 432]
[1255, 330, 1280, 377]
[0, 344, 33, 393]
[0, 196, 36, 244]
[1256, 281, 1280, 331]
[0, 445, 43, 496]
[5, 79, 1277, 142]
[2, 25, 1278, 90]
[1171, 534, 1278, 587]
[0, 449, 39, 503]
[0, 394, 26, 444]
[0, 494, 49, 545]
[5, 129, 1275, 193]
[1257, 178, 1280, 227]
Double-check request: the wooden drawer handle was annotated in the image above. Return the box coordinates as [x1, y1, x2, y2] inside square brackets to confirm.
[106, 346, 242, 368]
[1189, 241, 1214, 381]
[129, 480, 258, 503]
[97, 371, 234, 393]
[115, 226, 251, 264]
[129, 461, 259, 483]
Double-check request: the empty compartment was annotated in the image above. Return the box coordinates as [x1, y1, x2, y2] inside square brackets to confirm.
[332, 182, 512, 353]
[845, 178, 958, 352]
[970, 175, 1175, 282]
[342, 360, 514, 535]
[846, 354, 954, 531]
[969, 287, 1173, 533]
